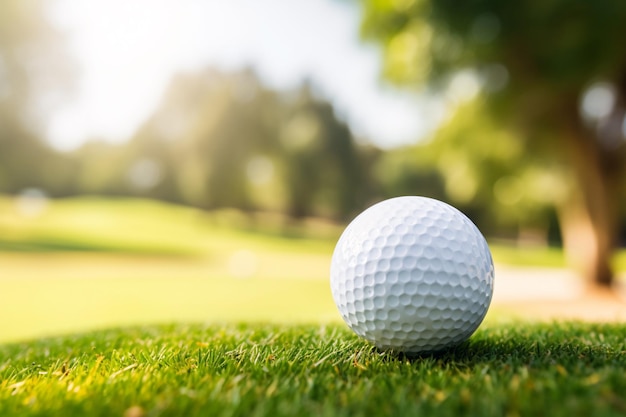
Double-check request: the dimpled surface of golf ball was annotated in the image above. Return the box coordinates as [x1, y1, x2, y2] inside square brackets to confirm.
[330, 196, 494, 354]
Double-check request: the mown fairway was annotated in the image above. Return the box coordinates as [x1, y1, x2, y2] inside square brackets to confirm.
[1, 196, 604, 343]
[1, 323, 626, 417]
[0, 197, 341, 343]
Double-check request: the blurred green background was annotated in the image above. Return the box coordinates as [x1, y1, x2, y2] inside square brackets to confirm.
[1, 0, 626, 342]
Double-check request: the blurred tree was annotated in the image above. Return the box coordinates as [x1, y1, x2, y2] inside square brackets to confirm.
[359, 0, 626, 289]
[0, 0, 75, 194]
[131, 69, 281, 211]
[280, 84, 371, 219]
[71, 140, 139, 198]
[373, 144, 445, 202]
[406, 98, 564, 241]
[128, 69, 373, 220]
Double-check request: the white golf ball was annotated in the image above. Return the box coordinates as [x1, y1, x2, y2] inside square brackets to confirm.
[330, 196, 494, 354]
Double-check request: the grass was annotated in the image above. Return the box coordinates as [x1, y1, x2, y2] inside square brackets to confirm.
[489, 244, 566, 269]
[1, 322, 626, 417]
[0, 255, 338, 343]
[0, 196, 339, 256]
[3, 194, 618, 268]
[0, 194, 588, 345]
[1, 196, 626, 415]
[0, 196, 340, 343]
[0, 196, 624, 342]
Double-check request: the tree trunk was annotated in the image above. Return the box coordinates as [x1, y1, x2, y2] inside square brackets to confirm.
[556, 192, 614, 289]
[557, 110, 621, 290]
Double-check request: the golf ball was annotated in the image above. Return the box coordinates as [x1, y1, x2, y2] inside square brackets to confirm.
[330, 196, 494, 354]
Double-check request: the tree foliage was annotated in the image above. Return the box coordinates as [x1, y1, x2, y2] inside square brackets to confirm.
[0, 0, 75, 194]
[73, 69, 375, 221]
[359, 0, 626, 286]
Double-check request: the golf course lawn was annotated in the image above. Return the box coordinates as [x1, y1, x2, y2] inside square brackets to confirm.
[1, 322, 626, 417]
[1, 196, 626, 416]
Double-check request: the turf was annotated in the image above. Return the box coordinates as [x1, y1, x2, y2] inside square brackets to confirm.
[2, 196, 626, 415]
[1, 322, 626, 417]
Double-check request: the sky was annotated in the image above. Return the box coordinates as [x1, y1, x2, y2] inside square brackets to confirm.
[45, 0, 439, 151]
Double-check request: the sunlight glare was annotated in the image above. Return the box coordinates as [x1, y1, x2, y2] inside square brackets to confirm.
[45, 0, 431, 152]
[47, 0, 218, 150]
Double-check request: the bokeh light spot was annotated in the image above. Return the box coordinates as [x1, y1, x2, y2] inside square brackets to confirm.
[16, 188, 49, 218]
[228, 250, 258, 279]
[580, 82, 616, 121]
[127, 158, 163, 190]
[447, 70, 480, 104]
[246, 156, 275, 186]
